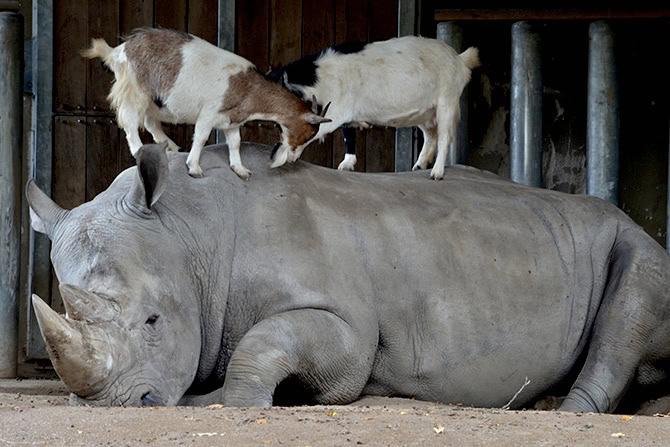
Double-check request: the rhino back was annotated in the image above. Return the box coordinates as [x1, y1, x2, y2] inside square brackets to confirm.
[152, 144, 634, 405]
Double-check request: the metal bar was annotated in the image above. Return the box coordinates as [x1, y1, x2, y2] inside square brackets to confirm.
[394, 0, 416, 172]
[667, 118, 670, 252]
[216, 0, 236, 144]
[435, 8, 670, 21]
[0, 12, 23, 378]
[510, 22, 543, 187]
[586, 21, 619, 205]
[25, 0, 53, 360]
[437, 21, 468, 166]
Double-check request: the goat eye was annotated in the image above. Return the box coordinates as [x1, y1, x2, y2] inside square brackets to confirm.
[145, 314, 159, 326]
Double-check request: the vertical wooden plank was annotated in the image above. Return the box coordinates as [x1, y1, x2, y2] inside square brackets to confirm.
[270, 0, 302, 68]
[301, 0, 335, 168]
[155, 0, 188, 30]
[86, 117, 121, 201]
[237, 0, 277, 145]
[155, 0, 190, 148]
[335, 0, 369, 43]
[120, 0, 153, 35]
[117, 0, 152, 169]
[189, 0, 218, 145]
[364, 127, 395, 172]
[267, 0, 301, 150]
[237, 0, 269, 69]
[87, 0, 120, 114]
[188, 0, 217, 43]
[53, 0, 87, 113]
[365, 0, 398, 172]
[369, 0, 397, 42]
[51, 117, 87, 313]
[333, 0, 369, 171]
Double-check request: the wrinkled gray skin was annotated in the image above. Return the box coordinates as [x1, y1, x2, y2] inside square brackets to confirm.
[27, 143, 670, 412]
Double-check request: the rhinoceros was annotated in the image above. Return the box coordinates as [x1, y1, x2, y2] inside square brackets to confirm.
[26, 142, 670, 412]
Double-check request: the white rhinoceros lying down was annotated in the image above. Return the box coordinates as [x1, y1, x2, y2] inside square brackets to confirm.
[26, 143, 670, 412]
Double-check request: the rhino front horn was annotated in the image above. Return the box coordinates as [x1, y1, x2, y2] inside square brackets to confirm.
[31, 294, 111, 397]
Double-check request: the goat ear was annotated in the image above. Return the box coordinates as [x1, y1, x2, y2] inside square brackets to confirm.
[128, 143, 169, 211]
[25, 180, 68, 238]
[304, 114, 332, 125]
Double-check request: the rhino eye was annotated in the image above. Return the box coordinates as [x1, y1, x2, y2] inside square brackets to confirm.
[145, 314, 160, 326]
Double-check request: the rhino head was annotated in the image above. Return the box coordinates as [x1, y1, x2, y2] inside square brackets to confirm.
[27, 144, 201, 406]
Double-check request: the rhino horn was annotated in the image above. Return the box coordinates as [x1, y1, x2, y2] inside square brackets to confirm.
[59, 283, 118, 322]
[25, 179, 68, 238]
[32, 294, 110, 397]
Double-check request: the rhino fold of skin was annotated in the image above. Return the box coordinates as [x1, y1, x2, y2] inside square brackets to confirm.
[27, 142, 670, 412]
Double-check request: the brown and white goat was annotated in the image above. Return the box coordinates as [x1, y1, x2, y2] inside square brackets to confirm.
[83, 28, 330, 179]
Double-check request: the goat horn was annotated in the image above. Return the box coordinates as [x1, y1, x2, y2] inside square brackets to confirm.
[321, 101, 331, 117]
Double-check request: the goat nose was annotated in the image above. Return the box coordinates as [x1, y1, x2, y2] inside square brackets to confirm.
[141, 391, 164, 407]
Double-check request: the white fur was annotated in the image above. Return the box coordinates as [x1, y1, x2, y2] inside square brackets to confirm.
[88, 34, 322, 180]
[337, 153, 357, 171]
[282, 36, 479, 180]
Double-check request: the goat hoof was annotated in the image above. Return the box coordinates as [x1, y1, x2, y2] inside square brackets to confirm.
[412, 163, 425, 171]
[187, 164, 205, 178]
[337, 162, 355, 171]
[232, 165, 252, 181]
[429, 169, 444, 181]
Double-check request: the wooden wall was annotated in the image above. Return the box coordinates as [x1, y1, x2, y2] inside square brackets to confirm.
[47, 0, 398, 309]
[237, 0, 398, 170]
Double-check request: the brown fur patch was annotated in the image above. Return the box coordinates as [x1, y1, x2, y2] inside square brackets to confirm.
[222, 70, 318, 147]
[124, 28, 192, 98]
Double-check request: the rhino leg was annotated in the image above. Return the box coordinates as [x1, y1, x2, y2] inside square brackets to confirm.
[560, 230, 670, 413]
[220, 309, 374, 407]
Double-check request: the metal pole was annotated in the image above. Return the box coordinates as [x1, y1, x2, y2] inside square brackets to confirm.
[0, 12, 24, 378]
[394, 0, 416, 172]
[437, 21, 469, 166]
[667, 118, 669, 253]
[586, 21, 619, 205]
[510, 21, 543, 187]
[26, 0, 53, 361]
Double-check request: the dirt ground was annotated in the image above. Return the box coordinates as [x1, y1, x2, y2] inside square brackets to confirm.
[1, 379, 669, 446]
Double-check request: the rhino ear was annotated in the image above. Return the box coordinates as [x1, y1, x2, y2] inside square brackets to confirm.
[129, 143, 169, 211]
[25, 180, 67, 238]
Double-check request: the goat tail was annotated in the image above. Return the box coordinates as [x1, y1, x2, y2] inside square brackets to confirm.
[81, 38, 114, 65]
[459, 47, 480, 70]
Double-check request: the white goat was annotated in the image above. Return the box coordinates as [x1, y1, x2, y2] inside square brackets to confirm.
[271, 36, 480, 180]
[83, 28, 330, 179]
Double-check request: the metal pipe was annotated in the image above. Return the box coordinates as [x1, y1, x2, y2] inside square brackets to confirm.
[27, 0, 53, 361]
[586, 21, 619, 205]
[394, 0, 416, 172]
[667, 118, 669, 252]
[437, 21, 469, 166]
[0, 12, 24, 378]
[510, 21, 543, 187]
